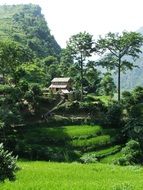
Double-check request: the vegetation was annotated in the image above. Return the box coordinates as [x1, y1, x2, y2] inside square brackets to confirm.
[115, 140, 143, 166]
[8, 125, 118, 161]
[0, 143, 18, 182]
[1, 2, 143, 186]
[66, 32, 95, 98]
[0, 4, 61, 57]
[1, 161, 143, 190]
[96, 32, 143, 101]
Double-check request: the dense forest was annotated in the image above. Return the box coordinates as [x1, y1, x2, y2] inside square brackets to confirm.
[0, 4, 143, 189]
[0, 4, 61, 57]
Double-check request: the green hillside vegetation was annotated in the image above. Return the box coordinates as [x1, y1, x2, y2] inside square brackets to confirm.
[1, 161, 143, 190]
[0, 4, 61, 57]
[1, 4, 143, 185]
[9, 124, 121, 162]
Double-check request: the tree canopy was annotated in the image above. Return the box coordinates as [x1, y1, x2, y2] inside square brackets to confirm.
[96, 32, 143, 101]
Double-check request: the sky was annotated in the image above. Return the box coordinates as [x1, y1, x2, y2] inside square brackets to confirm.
[0, 0, 143, 47]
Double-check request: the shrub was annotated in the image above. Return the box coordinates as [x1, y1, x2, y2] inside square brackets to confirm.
[106, 103, 123, 128]
[114, 140, 143, 166]
[80, 154, 98, 163]
[31, 84, 42, 96]
[123, 118, 143, 147]
[0, 143, 18, 182]
[19, 80, 29, 92]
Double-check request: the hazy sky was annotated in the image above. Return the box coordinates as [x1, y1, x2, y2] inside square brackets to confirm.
[0, 0, 143, 47]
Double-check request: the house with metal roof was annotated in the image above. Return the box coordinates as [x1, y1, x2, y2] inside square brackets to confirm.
[49, 77, 72, 94]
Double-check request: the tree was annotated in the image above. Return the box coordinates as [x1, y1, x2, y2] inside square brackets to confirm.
[96, 32, 143, 102]
[100, 72, 116, 97]
[0, 40, 33, 85]
[84, 61, 101, 94]
[59, 48, 74, 76]
[67, 32, 94, 98]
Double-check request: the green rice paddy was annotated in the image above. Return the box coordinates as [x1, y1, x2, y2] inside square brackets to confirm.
[1, 161, 143, 190]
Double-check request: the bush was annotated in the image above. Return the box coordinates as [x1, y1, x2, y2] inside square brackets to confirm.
[19, 80, 29, 92]
[0, 143, 18, 182]
[80, 154, 98, 163]
[31, 84, 42, 96]
[114, 140, 143, 166]
[106, 103, 123, 128]
[123, 118, 143, 147]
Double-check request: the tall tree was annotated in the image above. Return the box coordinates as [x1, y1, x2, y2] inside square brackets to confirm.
[0, 40, 33, 84]
[66, 32, 94, 98]
[96, 32, 143, 102]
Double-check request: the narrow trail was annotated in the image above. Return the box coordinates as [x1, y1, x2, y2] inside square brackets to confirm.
[44, 97, 65, 121]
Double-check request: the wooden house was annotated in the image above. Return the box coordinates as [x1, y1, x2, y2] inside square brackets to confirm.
[49, 77, 72, 94]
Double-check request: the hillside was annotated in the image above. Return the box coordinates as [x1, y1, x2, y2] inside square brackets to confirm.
[0, 4, 61, 57]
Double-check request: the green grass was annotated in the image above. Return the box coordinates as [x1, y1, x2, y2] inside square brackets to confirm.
[71, 135, 111, 148]
[101, 151, 123, 164]
[1, 161, 143, 190]
[82, 145, 121, 159]
[21, 125, 102, 141]
[87, 94, 112, 106]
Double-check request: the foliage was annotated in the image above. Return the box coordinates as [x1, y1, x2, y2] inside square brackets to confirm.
[0, 4, 61, 58]
[0, 143, 18, 182]
[96, 31, 143, 101]
[123, 118, 143, 145]
[84, 61, 101, 94]
[106, 103, 123, 128]
[80, 154, 98, 163]
[100, 72, 116, 96]
[115, 140, 143, 166]
[20, 63, 46, 84]
[0, 40, 33, 85]
[132, 86, 143, 103]
[66, 31, 94, 97]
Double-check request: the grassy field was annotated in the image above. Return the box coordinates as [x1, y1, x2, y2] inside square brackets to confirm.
[1, 161, 143, 190]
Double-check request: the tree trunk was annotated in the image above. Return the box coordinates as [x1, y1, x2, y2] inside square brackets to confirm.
[118, 58, 121, 102]
[80, 54, 83, 100]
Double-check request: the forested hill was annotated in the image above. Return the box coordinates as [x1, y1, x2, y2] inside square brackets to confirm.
[0, 4, 61, 57]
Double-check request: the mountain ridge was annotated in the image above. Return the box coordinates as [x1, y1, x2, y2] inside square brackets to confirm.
[0, 4, 61, 58]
